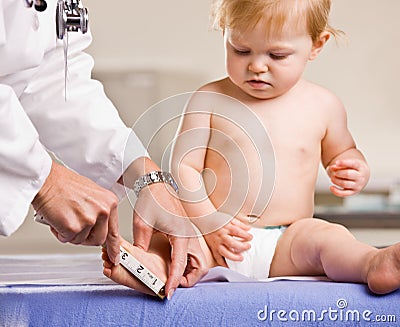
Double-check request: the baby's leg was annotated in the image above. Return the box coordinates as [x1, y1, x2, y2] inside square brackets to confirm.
[103, 234, 217, 297]
[366, 242, 400, 294]
[271, 218, 400, 293]
[270, 218, 375, 281]
[269, 218, 398, 294]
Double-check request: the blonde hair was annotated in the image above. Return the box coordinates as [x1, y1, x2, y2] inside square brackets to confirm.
[211, 0, 343, 42]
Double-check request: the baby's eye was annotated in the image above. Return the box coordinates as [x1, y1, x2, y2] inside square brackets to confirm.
[269, 53, 289, 60]
[233, 48, 250, 55]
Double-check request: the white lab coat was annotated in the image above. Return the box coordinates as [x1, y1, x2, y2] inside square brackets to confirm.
[0, 0, 146, 236]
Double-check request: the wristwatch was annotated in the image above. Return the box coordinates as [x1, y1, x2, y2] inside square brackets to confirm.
[133, 171, 179, 197]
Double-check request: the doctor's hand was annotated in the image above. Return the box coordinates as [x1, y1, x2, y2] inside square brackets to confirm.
[31, 161, 120, 264]
[204, 217, 252, 266]
[327, 158, 370, 197]
[132, 183, 209, 299]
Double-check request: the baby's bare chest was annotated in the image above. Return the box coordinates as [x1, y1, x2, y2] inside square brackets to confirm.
[209, 111, 324, 163]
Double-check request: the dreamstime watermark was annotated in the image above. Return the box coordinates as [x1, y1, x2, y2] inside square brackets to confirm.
[257, 298, 397, 323]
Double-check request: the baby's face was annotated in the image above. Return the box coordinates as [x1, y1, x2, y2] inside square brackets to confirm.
[224, 19, 316, 100]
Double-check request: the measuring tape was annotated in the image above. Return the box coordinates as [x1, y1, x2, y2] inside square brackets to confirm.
[119, 246, 166, 299]
[34, 213, 166, 299]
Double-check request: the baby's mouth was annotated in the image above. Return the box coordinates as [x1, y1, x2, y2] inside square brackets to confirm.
[247, 80, 271, 89]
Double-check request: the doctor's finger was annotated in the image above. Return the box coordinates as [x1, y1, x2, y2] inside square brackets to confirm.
[166, 236, 189, 296]
[49, 226, 69, 243]
[73, 211, 111, 245]
[69, 225, 95, 245]
[105, 206, 120, 265]
[56, 227, 80, 243]
[80, 214, 109, 246]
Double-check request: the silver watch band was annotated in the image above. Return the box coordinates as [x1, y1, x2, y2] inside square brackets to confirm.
[133, 171, 179, 197]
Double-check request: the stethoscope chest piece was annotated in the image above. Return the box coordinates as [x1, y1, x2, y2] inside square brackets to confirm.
[56, 0, 88, 40]
[23, 0, 88, 40]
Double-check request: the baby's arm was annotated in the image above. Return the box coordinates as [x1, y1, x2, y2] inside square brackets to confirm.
[326, 150, 370, 197]
[170, 92, 252, 266]
[321, 93, 370, 197]
[204, 217, 253, 266]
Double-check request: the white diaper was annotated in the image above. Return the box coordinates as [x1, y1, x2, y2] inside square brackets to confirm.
[225, 226, 286, 280]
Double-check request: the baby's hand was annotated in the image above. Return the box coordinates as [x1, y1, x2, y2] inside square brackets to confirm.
[327, 159, 370, 197]
[204, 218, 253, 266]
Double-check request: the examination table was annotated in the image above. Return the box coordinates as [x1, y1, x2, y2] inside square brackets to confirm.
[0, 253, 399, 326]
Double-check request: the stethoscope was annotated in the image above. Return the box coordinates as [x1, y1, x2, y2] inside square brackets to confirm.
[24, 0, 89, 99]
[23, 0, 89, 40]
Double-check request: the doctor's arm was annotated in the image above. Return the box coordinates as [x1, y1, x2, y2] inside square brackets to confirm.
[117, 156, 209, 294]
[0, 84, 121, 264]
[31, 161, 120, 261]
[23, 31, 207, 294]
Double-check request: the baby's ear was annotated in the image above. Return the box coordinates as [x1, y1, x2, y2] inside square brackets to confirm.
[309, 31, 330, 60]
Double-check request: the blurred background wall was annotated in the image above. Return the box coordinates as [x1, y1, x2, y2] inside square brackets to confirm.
[86, 0, 400, 188]
[1, 0, 399, 254]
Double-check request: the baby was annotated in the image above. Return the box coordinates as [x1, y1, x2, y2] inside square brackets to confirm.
[103, 0, 400, 297]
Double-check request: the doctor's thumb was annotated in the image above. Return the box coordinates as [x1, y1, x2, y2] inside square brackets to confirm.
[104, 207, 121, 265]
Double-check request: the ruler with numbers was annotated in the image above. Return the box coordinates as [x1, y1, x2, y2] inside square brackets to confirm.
[119, 246, 166, 299]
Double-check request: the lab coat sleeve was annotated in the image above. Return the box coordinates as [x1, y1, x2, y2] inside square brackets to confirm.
[20, 31, 147, 196]
[0, 85, 52, 236]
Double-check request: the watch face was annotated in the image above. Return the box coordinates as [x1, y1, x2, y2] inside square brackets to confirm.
[150, 172, 158, 182]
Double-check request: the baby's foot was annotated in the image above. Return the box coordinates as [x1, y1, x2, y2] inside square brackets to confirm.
[367, 242, 400, 294]
[102, 236, 170, 297]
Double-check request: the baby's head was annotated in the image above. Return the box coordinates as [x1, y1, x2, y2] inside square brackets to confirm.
[212, 0, 341, 42]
